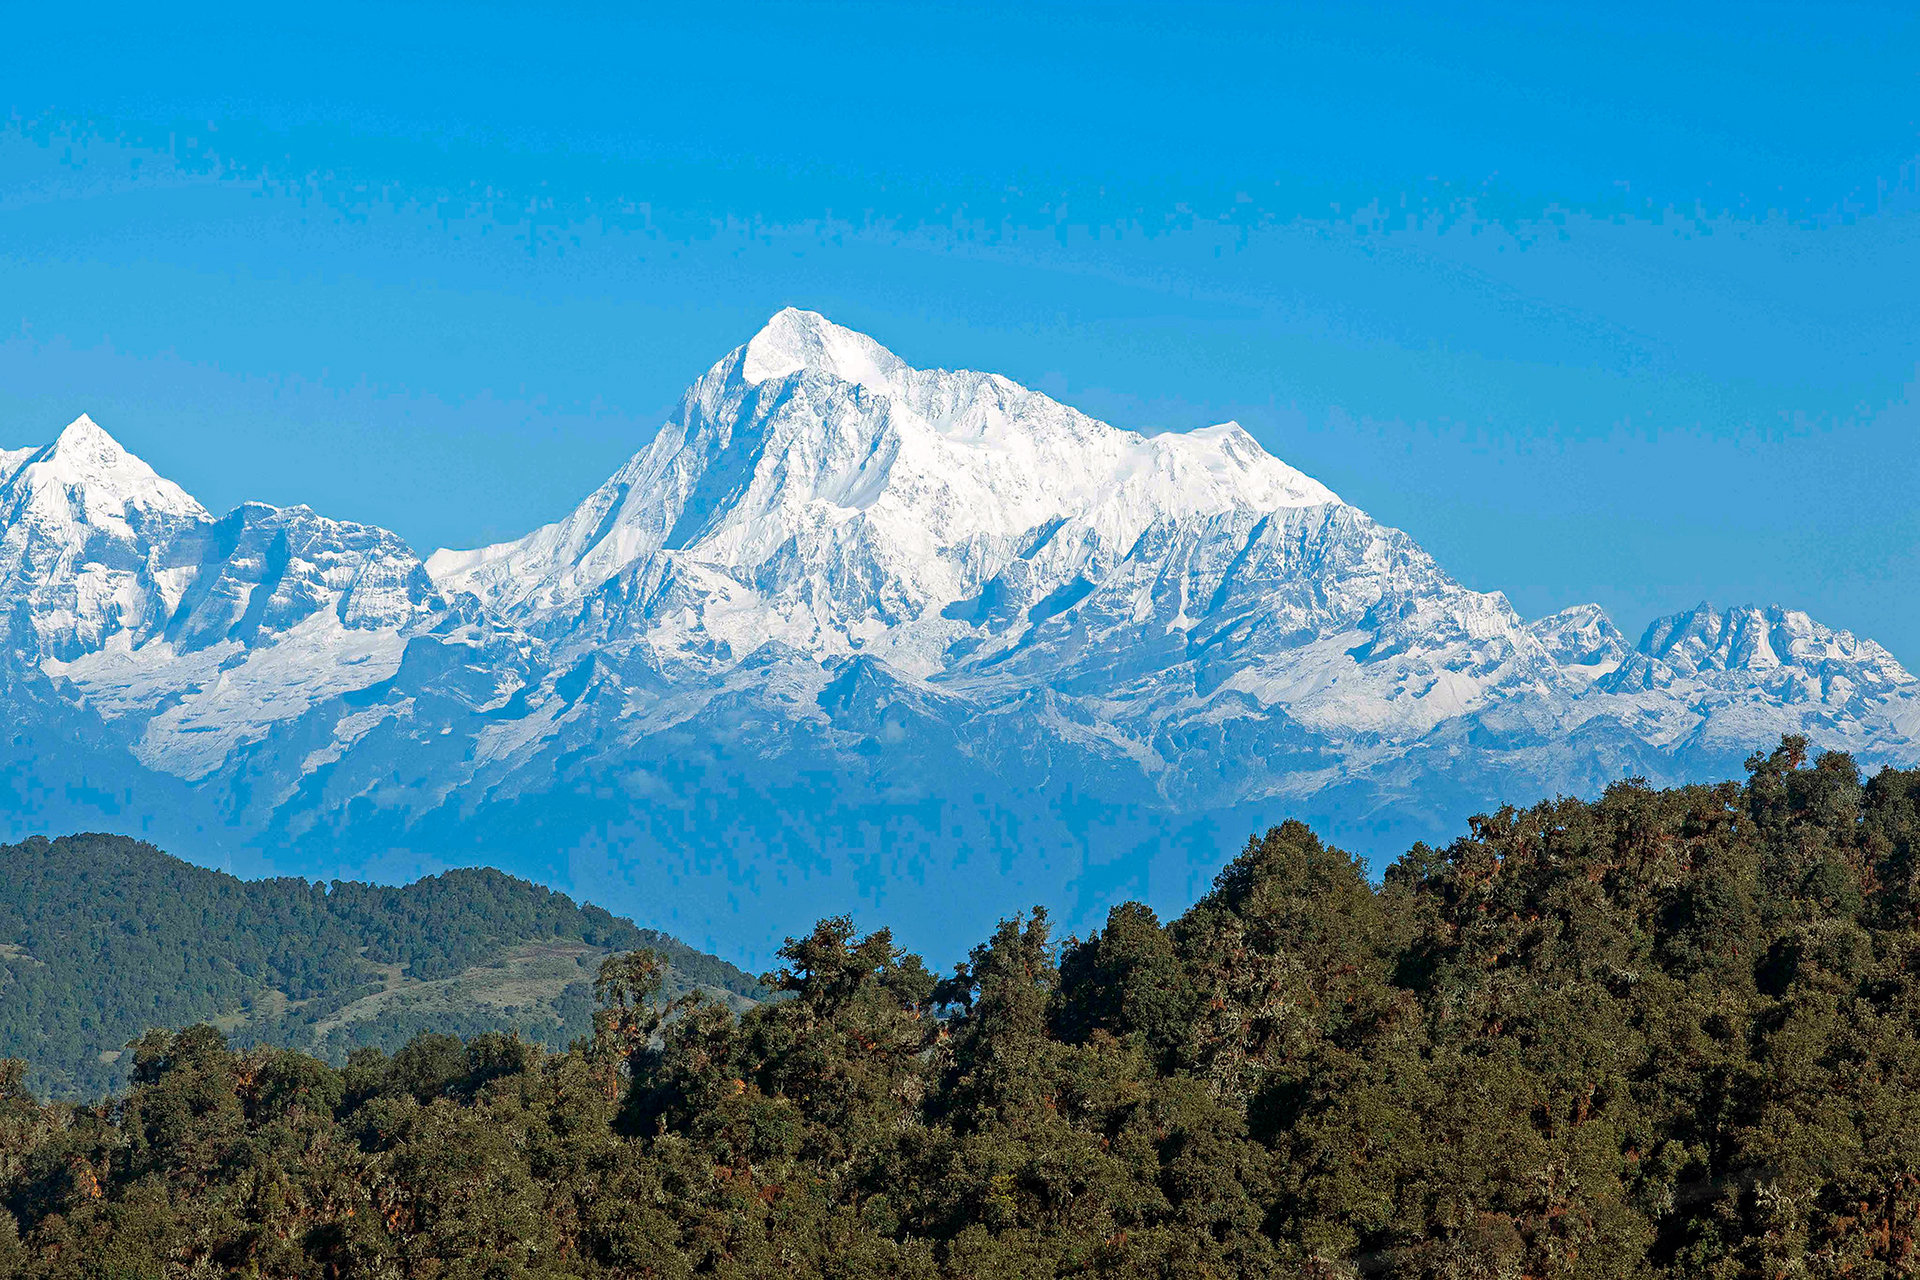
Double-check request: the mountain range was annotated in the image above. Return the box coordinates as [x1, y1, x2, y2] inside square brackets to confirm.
[5, 308, 1916, 960]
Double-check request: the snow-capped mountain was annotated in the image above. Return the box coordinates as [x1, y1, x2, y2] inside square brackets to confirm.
[427, 307, 1338, 672]
[2, 416, 444, 783]
[1594, 603, 1920, 759]
[1, 414, 209, 663]
[4, 312, 1916, 960]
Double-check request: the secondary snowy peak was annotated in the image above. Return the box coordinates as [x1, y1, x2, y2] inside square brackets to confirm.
[1605, 603, 1915, 698]
[429, 308, 1342, 637]
[0, 415, 439, 648]
[0, 416, 212, 662]
[0, 413, 455, 774]
[1528, 604, 1630, 678]
[0, 414, 209, 533]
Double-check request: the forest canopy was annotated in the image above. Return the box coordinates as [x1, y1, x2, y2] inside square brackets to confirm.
[0, 835, 764, 1098]
[7, 738, 1920, 1276]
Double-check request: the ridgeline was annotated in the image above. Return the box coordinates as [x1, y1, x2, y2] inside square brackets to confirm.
[0, 834, 764, 1099]
[5, 738, 1920, 1275]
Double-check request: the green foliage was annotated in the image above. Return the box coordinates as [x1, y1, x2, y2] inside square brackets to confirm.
[11, 741, 1920, 1274]
[0, 834, 765, 1098]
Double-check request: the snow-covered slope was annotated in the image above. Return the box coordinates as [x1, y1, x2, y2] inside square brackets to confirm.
[1588, 603, 1920, 760]
[427, 308, 1337, 673]
[425, 311, 1920, 796]
[5, 314, 1918, 960]
[0, 415, 210, 663]
[0, 418, 444, 780]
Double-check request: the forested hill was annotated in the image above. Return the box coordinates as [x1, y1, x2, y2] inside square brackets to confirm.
[6, 739, 1920, 1275]
[0, 833, 764, 1097]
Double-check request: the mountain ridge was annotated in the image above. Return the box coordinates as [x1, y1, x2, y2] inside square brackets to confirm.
[0, 831, 765, 1099]
[2, 310, 1915, 960]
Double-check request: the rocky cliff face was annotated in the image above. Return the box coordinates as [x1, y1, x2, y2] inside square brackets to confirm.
[4, 312, 1914, 959]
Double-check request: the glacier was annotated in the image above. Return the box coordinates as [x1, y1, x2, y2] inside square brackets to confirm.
[4, 310, 1916, 961]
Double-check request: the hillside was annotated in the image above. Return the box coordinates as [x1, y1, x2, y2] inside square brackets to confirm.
[0, 834, 763, 1098]
[4, 738, 1920, 1275]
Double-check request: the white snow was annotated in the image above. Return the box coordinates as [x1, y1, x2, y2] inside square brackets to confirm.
[740, 307, 910, 390]
[412, 310, 1920, 810]
[4, 315, 1918, 828]
[428, 309, 1340, 678]
[0, 414, 209, 531]
[1, 416, 439, 778]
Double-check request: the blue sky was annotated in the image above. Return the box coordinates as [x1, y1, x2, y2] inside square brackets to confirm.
[3, 1, 1917, 655]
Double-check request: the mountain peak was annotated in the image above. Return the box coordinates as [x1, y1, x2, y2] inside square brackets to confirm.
[433, 310, 1351, 622]
[50, 413, 119, 457]
[740, 308, 908, 392]
[1622, 601, 1914, 688]
[2, 414, 208, 526]
[1528, 602, 1629, 672]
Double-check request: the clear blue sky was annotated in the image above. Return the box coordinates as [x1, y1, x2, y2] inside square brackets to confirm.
[4, 1, 1917, 656]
